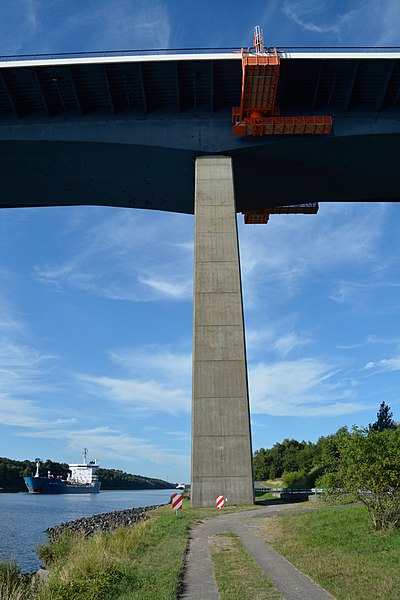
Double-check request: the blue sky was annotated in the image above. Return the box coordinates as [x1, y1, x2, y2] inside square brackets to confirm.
[0, 1, 399, 483]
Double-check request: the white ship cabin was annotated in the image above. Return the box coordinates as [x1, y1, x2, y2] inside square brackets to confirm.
[68, 453, 99, 485]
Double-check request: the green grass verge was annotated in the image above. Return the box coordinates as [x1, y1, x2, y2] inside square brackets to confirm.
[10, 500, 397, 600]
[259, 479, 285, 488]
[0, 561, 41, 600]
[209, 533, 283, 600]
[264, 505, 400, 600]
[35, 501, 256, 600]
[254, 490, 275, 501]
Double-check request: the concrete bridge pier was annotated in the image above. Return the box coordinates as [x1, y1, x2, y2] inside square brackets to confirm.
[191, 156, 254, 507]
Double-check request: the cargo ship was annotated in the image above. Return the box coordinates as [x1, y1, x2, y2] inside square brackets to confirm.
[24, 448, 101, 494]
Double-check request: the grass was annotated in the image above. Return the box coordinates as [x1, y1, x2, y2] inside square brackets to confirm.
[259, 479, 285, 488]
[254, 490, 275, 501]
[209, 533, 283, 600]
[261, 504, 400, 600]
[7, 499, 399, 599]
[34, 501, 257, 600]
[0, 561, 41, 600]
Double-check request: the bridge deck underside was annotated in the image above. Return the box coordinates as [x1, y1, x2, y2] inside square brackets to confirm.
[0, 54, 399, 212]
[1, 57, 400, 118]
[0, 132, 399, 214]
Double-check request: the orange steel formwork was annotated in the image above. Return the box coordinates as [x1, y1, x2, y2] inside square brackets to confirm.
[232, 30, 332, 137]
[243, 203, 319, 224]
[238, 50, 281, 118]
[234, 115, 333, 136]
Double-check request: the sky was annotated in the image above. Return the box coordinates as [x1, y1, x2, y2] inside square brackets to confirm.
[0, 1, 399, 484]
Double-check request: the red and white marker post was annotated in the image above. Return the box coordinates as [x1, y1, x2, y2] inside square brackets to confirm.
[172, 493, 183, 516]
[216, 495, 224, 509]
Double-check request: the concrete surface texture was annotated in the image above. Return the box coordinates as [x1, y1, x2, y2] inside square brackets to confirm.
[191, 156, 254, 507]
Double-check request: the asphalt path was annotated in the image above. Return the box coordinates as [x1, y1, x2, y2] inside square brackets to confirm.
[179, 502, 336, 600]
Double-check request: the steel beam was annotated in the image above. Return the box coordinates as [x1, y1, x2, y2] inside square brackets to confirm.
[0, 71, 21, 117]
[344, 60, 360, 111]
[103, 65, 116, 114]
[34, 68, 51, 117]
[138, 63, 148, 113]
[376, 61, 396, 111]
[68, 67, 83, 115]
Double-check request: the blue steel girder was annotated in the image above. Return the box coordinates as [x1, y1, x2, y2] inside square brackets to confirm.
[0, 69, 22, 117]
[0, 50, 400, 214]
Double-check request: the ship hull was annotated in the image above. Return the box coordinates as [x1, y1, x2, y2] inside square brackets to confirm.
[24, 476, 101, 494]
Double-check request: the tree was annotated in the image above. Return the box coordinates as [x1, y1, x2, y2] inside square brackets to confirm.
[369, 401, 397, 432]
[322, 426, 400, 530]
[253, 448, 269, 481]
[253, 438, 321, 484]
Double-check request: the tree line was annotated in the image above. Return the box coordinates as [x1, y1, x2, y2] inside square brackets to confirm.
[0, 458, 174, 492]
[97, 469, 173, 490]
[253, 401, 400, 530]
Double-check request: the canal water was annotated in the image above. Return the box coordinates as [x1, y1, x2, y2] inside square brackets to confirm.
[0, 489, 175, 573]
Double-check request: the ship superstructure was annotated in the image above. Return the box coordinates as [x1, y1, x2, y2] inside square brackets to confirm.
[24, 448, 101, 494]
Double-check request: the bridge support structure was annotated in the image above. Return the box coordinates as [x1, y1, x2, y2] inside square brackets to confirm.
[191, 156, 254, 507]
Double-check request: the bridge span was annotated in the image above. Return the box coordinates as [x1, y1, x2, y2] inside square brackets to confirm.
[1, 48, 400, 213]
[1, 48, 399, 506]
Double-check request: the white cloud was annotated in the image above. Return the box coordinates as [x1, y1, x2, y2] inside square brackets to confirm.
[55, 0, 171, 52]
[240, 202, 389, 311]
[373, 0, 400, 45]
[283, 0, 343, 34]
[246, 321, 313, 359]
[108, 346, 192, 381]
[138, 275, 192, 300]
[0, 311, 27, 337]
[245, 327, 276, 350]
[337, 334, 400, 350]
[272, 331, 312, 356]
[165, 430, 191, 441]
[282, 0, 400, 45]
[0, 1, 171, 55]
[33, 209, 193, 302]
[0, 335, 76, 429]
[364, 357, 400, 372]
[0, 339, 58, 399]
[75, 345, 192, 417]
[78, 374, 190, 416]
[0, 270, 29, 337]
[249, 357, 368, 417]
[0, 1, 39, 53]
[0, 394, 75, 429]
[23, 425, 189, 474]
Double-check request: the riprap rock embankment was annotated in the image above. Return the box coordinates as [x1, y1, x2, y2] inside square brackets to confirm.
[45, 505, 161, 541]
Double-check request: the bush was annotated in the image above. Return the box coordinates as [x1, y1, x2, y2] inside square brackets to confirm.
[281, 470, 308, 488]
[322, 427, 400, 530]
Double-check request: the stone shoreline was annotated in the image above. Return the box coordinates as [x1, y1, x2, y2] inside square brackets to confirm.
[45, 504, 162, 541]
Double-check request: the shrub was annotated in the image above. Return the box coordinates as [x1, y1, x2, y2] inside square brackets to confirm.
[281, 470, 308, 488]
[322, 427, 400, 530]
